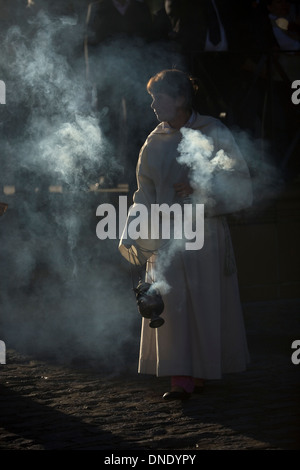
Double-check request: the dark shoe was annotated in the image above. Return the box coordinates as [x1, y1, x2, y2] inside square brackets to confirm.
[163, 390, 191, 401]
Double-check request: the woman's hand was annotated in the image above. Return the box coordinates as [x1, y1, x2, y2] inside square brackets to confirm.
[173, 181, 194, 198]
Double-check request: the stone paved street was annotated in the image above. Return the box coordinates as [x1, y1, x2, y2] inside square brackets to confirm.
[0, 300, 299, 452]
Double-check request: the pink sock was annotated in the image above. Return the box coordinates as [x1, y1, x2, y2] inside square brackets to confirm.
[171, 376, 195, 393]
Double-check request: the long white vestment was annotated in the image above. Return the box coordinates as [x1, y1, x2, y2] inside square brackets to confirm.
[119, 113, 253, 379]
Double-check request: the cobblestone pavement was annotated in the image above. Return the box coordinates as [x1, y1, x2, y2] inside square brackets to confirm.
[0, 300, 299, 452]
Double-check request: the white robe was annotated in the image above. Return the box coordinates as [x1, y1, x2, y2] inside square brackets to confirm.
[119, 113, 253, 379]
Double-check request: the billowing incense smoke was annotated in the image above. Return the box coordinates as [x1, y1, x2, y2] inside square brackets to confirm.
[230, 128, 285, 208]
[177, 126, 284, 212]
[0, 7, 285, 371]
[146, 124, 284, 296]
[0, 8, 186, 372]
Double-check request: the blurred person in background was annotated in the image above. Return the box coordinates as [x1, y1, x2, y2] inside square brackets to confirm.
[84, 0, 153, 193]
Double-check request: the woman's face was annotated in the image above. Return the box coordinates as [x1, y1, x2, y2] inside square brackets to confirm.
[150, 92, 181, 122]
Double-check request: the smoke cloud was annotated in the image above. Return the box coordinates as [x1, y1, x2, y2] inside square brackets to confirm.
[0, 6, 286, 373]
[178, 126, 285, 213]
[145, 122, 285, 296]
[230, 128, 286, 209]
[0, 7, 186, 373]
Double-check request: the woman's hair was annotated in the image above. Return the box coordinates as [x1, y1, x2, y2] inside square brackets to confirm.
[147, 69, 198, 110]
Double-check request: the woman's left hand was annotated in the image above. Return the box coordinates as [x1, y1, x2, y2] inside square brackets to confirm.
[173, 182, 194, 198]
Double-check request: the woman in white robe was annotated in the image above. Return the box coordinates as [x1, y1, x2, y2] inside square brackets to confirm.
[119, 69, 253, 400]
